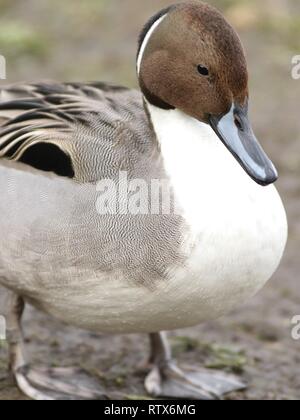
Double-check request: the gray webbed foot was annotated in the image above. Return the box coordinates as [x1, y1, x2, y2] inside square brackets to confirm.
[15, 366, 108, 400]
[145, 361, 246, 400]
[145, 333, 246, 400]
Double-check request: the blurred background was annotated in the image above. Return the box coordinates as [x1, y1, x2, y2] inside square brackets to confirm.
[0, 0, 299, 400]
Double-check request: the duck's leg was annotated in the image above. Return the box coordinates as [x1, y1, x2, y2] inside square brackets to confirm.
[145, 332, 246, 400]
[6, 293, 107, 400]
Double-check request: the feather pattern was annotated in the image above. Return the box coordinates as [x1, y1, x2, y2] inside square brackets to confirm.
[0, 82, 152, 181]
[0, 82, 188, 320]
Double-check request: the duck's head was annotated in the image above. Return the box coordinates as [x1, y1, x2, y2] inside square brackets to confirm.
[137, 1, 278, 186]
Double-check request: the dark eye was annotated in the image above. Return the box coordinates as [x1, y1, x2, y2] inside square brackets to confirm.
[197, 65, 209, 76]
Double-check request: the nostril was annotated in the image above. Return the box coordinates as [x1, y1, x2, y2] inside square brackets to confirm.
[234, 115, 244, 131]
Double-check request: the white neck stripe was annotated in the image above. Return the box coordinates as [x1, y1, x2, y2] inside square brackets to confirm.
[137, 14, 167, 75]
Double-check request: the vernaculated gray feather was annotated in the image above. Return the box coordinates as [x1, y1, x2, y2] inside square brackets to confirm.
[0, 82, 189, 333]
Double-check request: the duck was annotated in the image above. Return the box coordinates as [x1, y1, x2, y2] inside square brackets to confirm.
[0, 1, 287, 400]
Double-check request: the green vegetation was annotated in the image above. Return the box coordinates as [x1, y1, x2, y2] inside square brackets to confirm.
[0, 22, 48, 59]
[204, 344, 247, 373]
[172, 336, 247, 374]
[259, 15, 300, 51]
[172, 335, 200, 355]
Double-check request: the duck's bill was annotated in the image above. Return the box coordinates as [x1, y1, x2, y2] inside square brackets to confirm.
[209, 104, 278, 186]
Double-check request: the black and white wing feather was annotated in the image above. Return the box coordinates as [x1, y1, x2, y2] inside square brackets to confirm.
[0, 82, 151, 182]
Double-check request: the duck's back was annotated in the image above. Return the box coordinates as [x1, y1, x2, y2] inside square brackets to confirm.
[0, 82, 157, 182]
[0, 83, 187, 322]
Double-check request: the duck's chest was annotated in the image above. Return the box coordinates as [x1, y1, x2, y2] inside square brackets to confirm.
[175, 175, 287, 293]
[153, 110, 288, 315]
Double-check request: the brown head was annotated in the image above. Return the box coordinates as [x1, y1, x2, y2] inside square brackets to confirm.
[137, 1, 278, 186]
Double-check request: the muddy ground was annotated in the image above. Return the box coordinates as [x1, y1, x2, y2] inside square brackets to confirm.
[0, 0, 300, 400]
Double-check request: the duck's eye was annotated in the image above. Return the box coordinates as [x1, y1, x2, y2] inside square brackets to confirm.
[197, 65, 209, 76]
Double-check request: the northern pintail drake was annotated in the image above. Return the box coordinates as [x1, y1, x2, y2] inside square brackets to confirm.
[0, 1, 287, 400]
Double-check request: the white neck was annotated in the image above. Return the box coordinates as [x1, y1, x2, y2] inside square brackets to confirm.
[147, 103, 261, 232]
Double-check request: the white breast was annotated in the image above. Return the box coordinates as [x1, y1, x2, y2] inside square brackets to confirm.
[147, 105, 288, 324]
